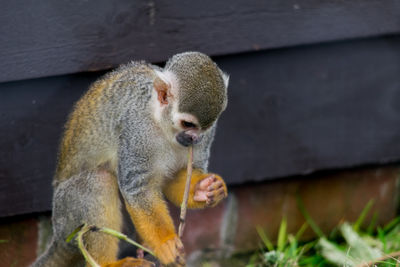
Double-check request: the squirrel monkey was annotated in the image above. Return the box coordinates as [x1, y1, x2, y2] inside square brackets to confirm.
[32, 52, 229, 267]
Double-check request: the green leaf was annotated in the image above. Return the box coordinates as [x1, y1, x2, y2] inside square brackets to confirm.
[340, 222, 382, 261]
[353, 199, 374, 232]
[318, 237, 357, 266]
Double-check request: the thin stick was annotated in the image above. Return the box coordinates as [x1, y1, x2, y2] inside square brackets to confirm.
[76, 224, 101, 267]
[67, 224, 155, 267]
[178, 146, 193, 238]
[99, 226, 155, 256]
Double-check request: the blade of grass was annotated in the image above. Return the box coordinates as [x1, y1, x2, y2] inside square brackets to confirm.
[277, 216, 287, 252]
[296, 196, 325, 238]
[377, 227, 388, 253]
[353, 199, 374, 232]
[384, 217, 400, 233]
[367, 211, 379, 235]
[287, 234, 298, 258]
[295, 222, 308, 241]
[256, 226, 274, 251]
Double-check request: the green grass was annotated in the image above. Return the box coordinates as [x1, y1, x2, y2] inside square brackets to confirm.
[247, 199, 400, 267]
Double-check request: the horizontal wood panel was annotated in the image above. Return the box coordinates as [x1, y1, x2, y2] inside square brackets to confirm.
[211, 35, 400, 183]
[1, 36, 400, 217]
[1, 0, 400, 82]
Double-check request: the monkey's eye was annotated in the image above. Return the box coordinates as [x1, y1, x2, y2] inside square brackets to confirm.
[181, 120, 197, 129]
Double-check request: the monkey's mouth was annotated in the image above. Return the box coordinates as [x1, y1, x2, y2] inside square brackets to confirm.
[176, 131, 202, 147]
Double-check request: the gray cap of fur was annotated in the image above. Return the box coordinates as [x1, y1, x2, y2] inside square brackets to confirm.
[165, 52, 228, 129]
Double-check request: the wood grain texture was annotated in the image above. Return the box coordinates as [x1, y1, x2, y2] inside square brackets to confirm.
[1, 0, 400, 82]
[211, 36, 400, 183]
[1, 36, 400, 217]
[0, 73, 99, 217]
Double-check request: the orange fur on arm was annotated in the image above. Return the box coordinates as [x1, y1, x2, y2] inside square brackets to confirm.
[125, 197, 176, 249]
[163, 169, 212, 209]
[123, 184, 187, 266]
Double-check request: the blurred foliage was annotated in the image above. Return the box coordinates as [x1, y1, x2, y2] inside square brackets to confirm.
[246, 199, 400, 267]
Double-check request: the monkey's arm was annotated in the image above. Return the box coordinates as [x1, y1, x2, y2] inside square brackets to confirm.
[163, 168, 227, 209]
[118, 130, 184, 266]
[124, 191, 184, 265]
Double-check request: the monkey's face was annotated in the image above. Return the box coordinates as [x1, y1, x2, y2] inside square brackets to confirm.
[153, 52, 229, 147]
[153, 70, 205, 147]
[173, 113, 203, 147]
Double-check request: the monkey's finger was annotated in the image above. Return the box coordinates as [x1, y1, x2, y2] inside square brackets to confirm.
[175, 237, 184, 252]
[214, 190, 227, 202]
[136, 248, 144, 259]
[176, 255, 185, 266]
[174, 238, 185, 266]
[206, 191, 217, 197]
[207, 180, 223, 191]
[216, 187, 226, 196]
[206, 196, 214, 206]
[198, 175, 216, 190]
[193, 190, 208, 202]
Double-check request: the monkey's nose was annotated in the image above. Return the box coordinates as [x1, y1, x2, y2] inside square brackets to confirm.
[176, 131, 202, 147]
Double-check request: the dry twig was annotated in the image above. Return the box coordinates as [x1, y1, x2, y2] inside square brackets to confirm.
[178, 146, 193, 238]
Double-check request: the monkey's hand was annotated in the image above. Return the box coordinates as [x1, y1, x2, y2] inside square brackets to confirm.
[193, 174, 227, 207]
[125, 197, 185, 267]
[154, 235, 185, 267]
[163, 169, 228, 209]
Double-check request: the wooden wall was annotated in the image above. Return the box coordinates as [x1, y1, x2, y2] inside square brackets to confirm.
[1, 0, 400, 217]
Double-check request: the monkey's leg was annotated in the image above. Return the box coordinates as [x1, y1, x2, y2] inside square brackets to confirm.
[73, 170, 154, 267]
[124, 193, 185, 266]
[33, 169, 123, 267]
[163, 169, 228, 209]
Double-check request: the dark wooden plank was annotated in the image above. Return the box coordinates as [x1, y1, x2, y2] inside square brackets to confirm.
[0, 73, 100, 217]
[211, 35, 400, 184]
[1, 0, 400, 82]
[1, 36, 400, 217]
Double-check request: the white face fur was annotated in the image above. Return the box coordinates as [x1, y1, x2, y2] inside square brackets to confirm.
[152, 70, 202, 146]
[152, 67, 229, 147]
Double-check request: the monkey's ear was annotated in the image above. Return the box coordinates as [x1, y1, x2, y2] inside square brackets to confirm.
[154, 75, 171, 105]
[221, 72, 229, 88]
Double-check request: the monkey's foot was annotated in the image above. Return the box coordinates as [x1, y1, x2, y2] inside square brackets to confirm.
[154, 236, 185, 267]
[193, 174, 227, 207]
[103, 257, 155, 267]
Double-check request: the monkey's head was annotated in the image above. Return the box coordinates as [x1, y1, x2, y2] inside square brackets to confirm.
[153, 52, 229, 147]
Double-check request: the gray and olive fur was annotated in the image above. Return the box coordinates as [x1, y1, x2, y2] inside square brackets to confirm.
[32, 52, 228, 267]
